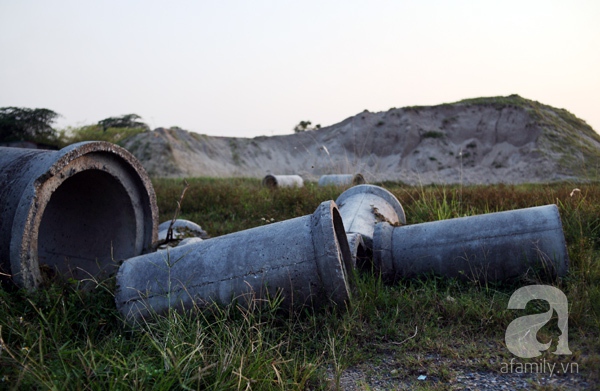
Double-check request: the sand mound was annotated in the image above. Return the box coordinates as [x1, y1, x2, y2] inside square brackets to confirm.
[122, 95, 600, 184]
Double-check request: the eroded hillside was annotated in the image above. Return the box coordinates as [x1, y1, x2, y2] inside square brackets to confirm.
[122, 95, 600, 184]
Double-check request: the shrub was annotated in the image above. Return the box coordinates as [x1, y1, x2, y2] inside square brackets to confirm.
[60, 125, 148, 146]
[422, 130, 445, 139]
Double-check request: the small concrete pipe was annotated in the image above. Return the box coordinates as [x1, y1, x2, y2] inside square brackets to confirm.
[115, 200, 353, 323]
[335, 185, 406, 250]
[0, 142, 158, 289]
[318, 173, 366, 187]
[157, 219, 208, 241]
[373, 205, 568, 282]
[262, 174, 304, 189]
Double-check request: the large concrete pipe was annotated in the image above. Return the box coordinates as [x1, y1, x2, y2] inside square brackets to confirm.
[262, 174, 304, 189]
[318, 174, 366, 187]
[373, 205, 568, 282]
[0, 142, 158, 289]
[335, 185, 406, 249]
[116, 200, 353, 323]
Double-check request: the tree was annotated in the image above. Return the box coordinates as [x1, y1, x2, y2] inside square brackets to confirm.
[97, 114, 149, 132]
[0, 107, 60, 143]
[293, 120, 321, 133]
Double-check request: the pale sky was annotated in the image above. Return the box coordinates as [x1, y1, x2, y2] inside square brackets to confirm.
[1, 0, 599, 138]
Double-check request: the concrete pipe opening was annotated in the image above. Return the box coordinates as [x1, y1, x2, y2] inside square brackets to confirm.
[262, 174, 304, 189]
[0, 142, 158, 289]
[38, 170, 138, 279]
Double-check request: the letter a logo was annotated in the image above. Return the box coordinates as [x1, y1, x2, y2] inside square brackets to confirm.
[505, 285, 572, 358]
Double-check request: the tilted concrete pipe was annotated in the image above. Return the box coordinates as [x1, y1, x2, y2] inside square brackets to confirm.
[0, 142, 158, 289]
[373, 205, 568, 282]
[115, 200, 353, 323]
[335, 185, 406, 250]
[318, 173, 366, 187]
[262, 174, 304, 189]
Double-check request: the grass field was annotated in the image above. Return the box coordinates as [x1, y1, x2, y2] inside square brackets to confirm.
[1, 179, 599, 390]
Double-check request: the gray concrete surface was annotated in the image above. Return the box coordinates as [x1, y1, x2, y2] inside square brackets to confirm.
[373, 204, 568, 282]
[115, 200, 353, 323]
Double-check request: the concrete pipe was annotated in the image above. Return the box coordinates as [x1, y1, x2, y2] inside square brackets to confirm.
[346, 233, 369, 269]
[318, 174, 366, 187]
[115, 200, 353, 323]
[373, 205, 568, 283]
[157, 219, 208, 241]
[177, 237, 203, 247]
[0, 142, 158, 289]
[262, 174, 304, 189]
[335, 185, 406, 250]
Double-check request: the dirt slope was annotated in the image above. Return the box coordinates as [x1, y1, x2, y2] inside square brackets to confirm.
[122, 95, 600, 184]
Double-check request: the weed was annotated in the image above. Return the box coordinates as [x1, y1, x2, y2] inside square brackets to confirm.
[58, 125, 147, 147]
[1, 180, 599, 388]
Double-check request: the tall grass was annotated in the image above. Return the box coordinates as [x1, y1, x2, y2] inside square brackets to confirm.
[1, 180, 599, 389]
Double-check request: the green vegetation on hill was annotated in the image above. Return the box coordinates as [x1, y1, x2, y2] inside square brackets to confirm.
[456, 94, 533, 109]
[1, 179, 599, 389]
[59, 125, 149, 147]
[0, 109, 150, 148]
[59, 114, 151, 147]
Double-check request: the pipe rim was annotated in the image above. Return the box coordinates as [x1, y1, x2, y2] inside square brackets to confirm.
[335, 184, 406, 225]
[311, 200, 354, 307]
[10, 141, 158, 289]
[536, 204, 569, 277]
